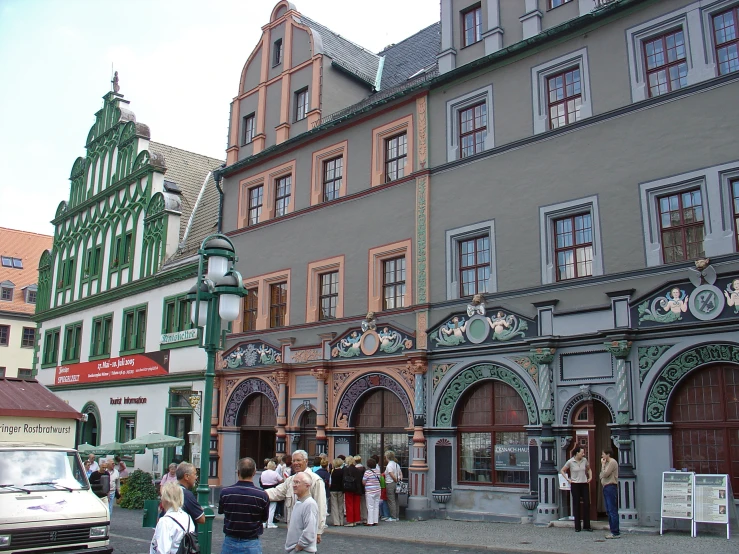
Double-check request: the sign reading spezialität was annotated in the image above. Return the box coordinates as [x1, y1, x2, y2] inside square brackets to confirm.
[694, 474, 729, 524]
[55, 351, 169, 385]
[160, 328, 198, 344]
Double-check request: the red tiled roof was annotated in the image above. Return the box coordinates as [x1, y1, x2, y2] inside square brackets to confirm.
[0, 378, 83, 420]
[0, 227, 53, 315]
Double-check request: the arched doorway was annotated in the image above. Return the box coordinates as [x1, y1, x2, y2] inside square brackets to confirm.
[80, 402, 100, 446]
[353, 389, 409, 476]
[238, 393, 276, 464]
[299, 410, 317, 456]
[569, 399, 616, 520]
[669, 364, 739, 498]
[456, 380, 529, 487]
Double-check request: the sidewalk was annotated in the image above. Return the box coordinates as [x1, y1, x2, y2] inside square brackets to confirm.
[323, 517, 739, 553]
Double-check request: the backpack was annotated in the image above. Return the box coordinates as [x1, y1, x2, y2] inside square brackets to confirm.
[343, 469, 357, 493]
[167, 515, 200, 554]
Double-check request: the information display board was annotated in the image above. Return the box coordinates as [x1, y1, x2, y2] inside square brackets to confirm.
[660, 471, 694, 536]
[694, 474, 734, 539]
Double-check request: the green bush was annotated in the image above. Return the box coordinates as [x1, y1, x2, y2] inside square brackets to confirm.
[120, 469, 158, 509]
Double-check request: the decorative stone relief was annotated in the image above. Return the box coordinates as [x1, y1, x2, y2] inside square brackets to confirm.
[430, 309, 535, 350]
[416, 176, 428, 304]
[392, 364, 415, 390]
[335, 373, 412, 427]
[332, 372, 351, 398]
[726, 278, 739, 313]
[223, 378, 278, 427]
[223, 341, 282, 368]
[637, 345, 672, 385]
[561, 391, 615, 424]
[638, 288, 689, 323]
[507, 356, 539, 386]
[291, 348, 322, 363]
[435, 363, 538, 426]
[645, 343, 739, 422]
[331, 324, 414, 359]
[432, 363, 455, 391]
[416, 312, 428, 350]
[223, 378, 239, 399]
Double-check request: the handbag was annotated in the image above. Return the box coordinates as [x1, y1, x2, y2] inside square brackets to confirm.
[379, 473, 386, 489]
[395, 480, 408, 495]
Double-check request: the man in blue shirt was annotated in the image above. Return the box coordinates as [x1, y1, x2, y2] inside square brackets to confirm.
[219, 457, 269, 554]
[176, 462, 206, 528]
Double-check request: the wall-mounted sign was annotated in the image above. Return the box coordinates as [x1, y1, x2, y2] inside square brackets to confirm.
[0, 416, 77, 448]
[161, 328, 198, 345]
[494, 444, 530, 471]
[55, 351, 169, 385]
[110, 397, 148, 405]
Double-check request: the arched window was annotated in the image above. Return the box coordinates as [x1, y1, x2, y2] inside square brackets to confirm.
[457, 380, 528, 486]
[354, 389, 409, 476]
[670, 364, 739, 497]
[238, 394, 276, 464]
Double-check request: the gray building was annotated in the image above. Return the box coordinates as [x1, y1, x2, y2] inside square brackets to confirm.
[216, 0, 739, 526]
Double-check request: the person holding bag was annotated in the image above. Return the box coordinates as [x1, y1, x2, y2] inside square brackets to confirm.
[150, 481, 194, 554]
[383, 451, 401, 521]
[342, 456, 362, 527]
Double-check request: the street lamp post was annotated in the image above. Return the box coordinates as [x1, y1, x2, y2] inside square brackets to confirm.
[187, 234, 246, 554]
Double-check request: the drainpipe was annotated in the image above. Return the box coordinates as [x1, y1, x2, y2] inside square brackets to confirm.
[214, 164, 225, 233]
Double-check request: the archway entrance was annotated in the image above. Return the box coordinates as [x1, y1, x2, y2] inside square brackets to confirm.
[353, 389, 410, 475]
[569, 399, 615, 520]
[299, 410, 317, 456]
[81, 411, 99, 446]
[669, 364, 739, 498]
[238, 393, 276, 464]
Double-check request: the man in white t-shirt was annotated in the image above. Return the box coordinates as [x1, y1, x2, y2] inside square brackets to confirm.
[383, 450, 402, 521]
[87, 453, 99, 473]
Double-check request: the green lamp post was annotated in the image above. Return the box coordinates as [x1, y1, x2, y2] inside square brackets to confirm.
[186, 234, 246, 554]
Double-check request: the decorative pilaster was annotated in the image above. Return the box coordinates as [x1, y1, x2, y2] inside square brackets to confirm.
[405, 357, 432, 520]
[603, 340, 632, 424]
[312, 367, 328, 456]
[530, 346, 558, 525]
[604, 339, 638, 526]
[274, 370, 288, 454]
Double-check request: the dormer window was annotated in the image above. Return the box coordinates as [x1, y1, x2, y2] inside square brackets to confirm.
[273, 38, 283, 66]
[23, 285, 37, 304]
[1, 256, 22, 269]
[0, 281, 14, 302]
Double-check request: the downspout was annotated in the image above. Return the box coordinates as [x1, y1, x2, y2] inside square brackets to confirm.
[214, 165, 225, 233]
[180, 170, 212, 250]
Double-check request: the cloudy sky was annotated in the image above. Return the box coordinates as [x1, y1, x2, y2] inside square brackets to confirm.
[0, 0, 439, 236]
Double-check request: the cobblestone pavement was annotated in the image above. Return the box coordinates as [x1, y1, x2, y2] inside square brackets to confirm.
[109, 506, 739, 554]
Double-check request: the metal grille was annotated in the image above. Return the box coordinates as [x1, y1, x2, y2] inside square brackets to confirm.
[7, 526, 96, 549]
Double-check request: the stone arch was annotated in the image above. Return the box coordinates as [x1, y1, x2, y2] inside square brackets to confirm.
[644, 342, 739, 422]
[223, 378, 278, 427]
[435, 362, 539, 427]
[290, 401, 315, 428]
[561, 393, 615, 425]
[334, 372, 412, 428]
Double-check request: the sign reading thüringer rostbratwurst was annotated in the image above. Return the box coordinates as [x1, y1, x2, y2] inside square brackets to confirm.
[55, 351, 169, 385]
[0, 416, 77, 448]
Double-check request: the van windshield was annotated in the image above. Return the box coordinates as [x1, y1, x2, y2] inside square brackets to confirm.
[0, 450, 88, 491]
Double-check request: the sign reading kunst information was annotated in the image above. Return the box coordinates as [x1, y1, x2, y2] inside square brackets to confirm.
[55, 351, 169, 385]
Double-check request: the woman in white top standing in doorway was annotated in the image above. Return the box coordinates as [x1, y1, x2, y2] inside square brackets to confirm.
[383, 450, 401, 521]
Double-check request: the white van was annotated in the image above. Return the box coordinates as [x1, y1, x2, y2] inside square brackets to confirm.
[0, 442, 112, 553]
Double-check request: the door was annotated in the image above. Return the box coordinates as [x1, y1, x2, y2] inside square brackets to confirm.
[239, 393, 277, 464]
[81, 412, 99, 446]
[299, 410, 317, 456]
[169, 413, 192, 464]
[570, 400, 616, 520]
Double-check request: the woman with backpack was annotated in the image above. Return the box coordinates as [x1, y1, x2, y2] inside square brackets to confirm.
[150, 481, 195, 554]
[342, 456, 363, 527]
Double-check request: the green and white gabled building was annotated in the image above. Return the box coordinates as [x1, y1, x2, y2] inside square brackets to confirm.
[34, 89, 223, 478]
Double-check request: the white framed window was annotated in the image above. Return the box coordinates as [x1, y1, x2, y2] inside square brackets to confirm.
[445, 220, 497, 300]
[446, 85, 494, 162]
[531, 48, 593, 134]
[701, 0, 739, 76]
[639, 161, 739, 266]
[539, 196, 603, 284]
[625, 2, 715, 103]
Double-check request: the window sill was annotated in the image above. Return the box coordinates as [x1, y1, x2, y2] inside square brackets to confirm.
[61, 358, 80, 365]
[21, 345, 35, 349]
[461, 39, 482, 50]
[40, 362, 58, 369]
[119, 348, 145, 356]
[89, 353, 111, 362]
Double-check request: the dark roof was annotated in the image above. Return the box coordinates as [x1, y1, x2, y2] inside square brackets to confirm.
[298, 15, 380, 87]
[147, 142, 224, 265]
[378, 22, 440, 90]
[0, 378, 83, 420]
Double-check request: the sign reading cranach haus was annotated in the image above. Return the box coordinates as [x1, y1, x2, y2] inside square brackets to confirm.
[55, 351, 169, 385]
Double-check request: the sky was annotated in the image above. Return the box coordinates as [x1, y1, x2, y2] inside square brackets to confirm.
[0, 0, 440, 236]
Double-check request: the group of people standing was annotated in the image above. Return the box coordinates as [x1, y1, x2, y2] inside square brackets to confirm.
[561, 446, 620, 539]
[85, 453, 128, 514]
